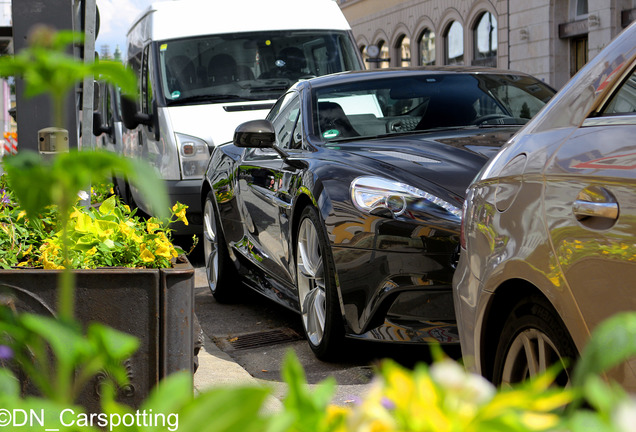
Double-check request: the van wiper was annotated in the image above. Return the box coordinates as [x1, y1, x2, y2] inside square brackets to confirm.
[167, 94, 257, 105]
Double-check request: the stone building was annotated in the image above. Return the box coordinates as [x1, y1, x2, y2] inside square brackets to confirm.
[337, 0, 636, 89]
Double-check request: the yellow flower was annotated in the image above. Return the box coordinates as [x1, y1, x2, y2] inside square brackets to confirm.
[140, 244, 155, 263]
[154, 239, 174, 259]
[146, 221, 160, 233]
[119, 221, 132, 237]
[520, 412, 560, 430]
[17, 210, 26, 220]
[172, 203, 189, 226]
[86, 247, 97, 256]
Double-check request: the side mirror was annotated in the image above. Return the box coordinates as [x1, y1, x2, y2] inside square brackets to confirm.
[234, 119, 276, 148]
[92, 111, 112, 137]
[120, 95, 152, 130]
[234, 119, 307, 170]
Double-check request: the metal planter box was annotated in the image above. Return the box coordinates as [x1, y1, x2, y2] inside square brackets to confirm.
[0, 259, 195, 411]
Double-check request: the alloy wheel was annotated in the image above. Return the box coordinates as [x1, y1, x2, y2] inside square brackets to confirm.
[500, 328, 566, 387]
[203, 198, 219, 292]
[296, 217, 327, 347]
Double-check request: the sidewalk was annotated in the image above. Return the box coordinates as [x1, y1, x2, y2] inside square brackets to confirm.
[193, 335, 284, 413]
[192, 267, 284, 413]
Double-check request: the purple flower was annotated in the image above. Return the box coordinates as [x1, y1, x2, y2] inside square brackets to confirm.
[0, 345, 13, 360]
[0, 189, 9, 206]
[381, 397, 396, 410]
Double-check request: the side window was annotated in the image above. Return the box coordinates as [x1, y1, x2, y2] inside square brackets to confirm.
[141, 45, 154, 117]
[270, 93, 301, 149]
[290, 112, 303, 149]
[602, 71, 636, 115]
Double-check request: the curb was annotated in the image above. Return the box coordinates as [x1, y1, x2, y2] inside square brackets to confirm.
[193, 334, 284, 413]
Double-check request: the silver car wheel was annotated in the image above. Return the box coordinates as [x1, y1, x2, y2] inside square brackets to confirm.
[297, 217, 326, 347]
[500, 328, 564, 387]
[203, 197, 219, 292]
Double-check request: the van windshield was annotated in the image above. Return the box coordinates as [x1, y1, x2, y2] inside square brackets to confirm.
[157, 30, 362, 105]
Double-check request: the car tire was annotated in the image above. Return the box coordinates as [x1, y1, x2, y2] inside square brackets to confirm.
[203, 191, 238, 303]
[492, 295, 578, 388]
[296, 206, 344, 360]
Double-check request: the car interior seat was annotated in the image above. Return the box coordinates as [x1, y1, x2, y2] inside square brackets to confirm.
[318, 101, 360, 139]
[208, 53, 239, 85]
[166, 55, 196, 92]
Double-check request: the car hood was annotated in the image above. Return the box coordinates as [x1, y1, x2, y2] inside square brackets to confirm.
[329, 128, 516, 197]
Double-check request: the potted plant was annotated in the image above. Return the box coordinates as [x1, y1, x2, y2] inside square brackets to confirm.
[0, 26, 197, 412]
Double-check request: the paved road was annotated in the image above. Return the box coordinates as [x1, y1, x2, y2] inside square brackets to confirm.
[187, 245, 460, 408]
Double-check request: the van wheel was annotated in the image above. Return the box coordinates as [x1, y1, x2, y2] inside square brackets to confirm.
[296, 206, 344, 360]
[203, 191, 238, 302]
[492, 296, 578, 388]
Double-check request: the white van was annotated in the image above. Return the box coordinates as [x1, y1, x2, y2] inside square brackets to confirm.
[120, 0, 364, 231]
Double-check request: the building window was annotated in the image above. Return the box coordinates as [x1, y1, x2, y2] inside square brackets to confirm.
[570, 0, 588, 76]
[445, 21, 464, 65]
[397, 36, 411, 67]
[419, 29, 435, 65]
[571, 36, 588, 75]
[378, 40, 390, 69]
[572, 0, 588, 18]
[473, 12, 497, 67]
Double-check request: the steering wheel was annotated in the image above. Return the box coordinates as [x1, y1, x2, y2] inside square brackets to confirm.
[472, 113, 510, 125]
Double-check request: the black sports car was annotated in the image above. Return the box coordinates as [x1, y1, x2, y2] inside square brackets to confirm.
[200, 67, 554, 360]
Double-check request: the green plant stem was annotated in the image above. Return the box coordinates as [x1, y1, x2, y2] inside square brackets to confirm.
[58, 210, 75, 323]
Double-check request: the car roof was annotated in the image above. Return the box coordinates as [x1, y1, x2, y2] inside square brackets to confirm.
[294, 66, 540, 90]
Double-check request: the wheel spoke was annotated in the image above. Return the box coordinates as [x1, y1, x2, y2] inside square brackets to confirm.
[297, 216, 328, 347]
[521, 332, 540, 377]
[303, 287, 326, 342]
[204, 199, 220, 291]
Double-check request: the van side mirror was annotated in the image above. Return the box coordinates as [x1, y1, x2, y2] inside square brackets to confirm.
[120, 95, 152, 130]
[92, 111, 113, 137]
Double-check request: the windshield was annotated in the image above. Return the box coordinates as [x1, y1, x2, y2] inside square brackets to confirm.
[313, 73, 555, 142]
[157, 30, 362, 105]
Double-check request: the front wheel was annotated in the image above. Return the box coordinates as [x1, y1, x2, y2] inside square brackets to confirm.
[203, 191, 238, 302]
[492, 296, 578, 388]
[296, 206, 344, 360]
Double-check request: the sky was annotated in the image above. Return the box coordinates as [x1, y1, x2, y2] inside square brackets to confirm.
[95, 0, 155, 56]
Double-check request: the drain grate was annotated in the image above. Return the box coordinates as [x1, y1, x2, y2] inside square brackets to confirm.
[221, 328, 303, 351]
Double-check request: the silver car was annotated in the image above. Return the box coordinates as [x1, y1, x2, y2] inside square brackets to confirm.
[453, 21, 636, 390]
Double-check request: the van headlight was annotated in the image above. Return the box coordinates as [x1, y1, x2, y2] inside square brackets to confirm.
[175, 133, 210, 179]
[350, 176, 462, 220]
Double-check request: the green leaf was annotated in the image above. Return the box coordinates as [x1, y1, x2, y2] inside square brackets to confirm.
[177, 386, 270, 432]
[582, 375, 626, 415]
[0, 368, 19, 397]
[20, 313, 87, 367]
[3, 151, 54, 218]
[140, 371, 194, 415]
[87, 322, 139, 361]
[99, 195, 117, 215]
[566, 410, 616, 432]
[572, 312, 636, 388]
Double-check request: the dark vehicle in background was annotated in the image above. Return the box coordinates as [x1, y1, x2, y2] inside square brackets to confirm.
[201, 67, 555, 359]
[453, 22, 636, 390]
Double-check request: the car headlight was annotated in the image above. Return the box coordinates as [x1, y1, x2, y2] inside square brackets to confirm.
[350, 176, 462, 220]
[175, 133, 211, 179]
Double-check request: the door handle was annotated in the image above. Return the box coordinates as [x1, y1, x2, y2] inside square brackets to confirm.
[573, 200, 619, 220]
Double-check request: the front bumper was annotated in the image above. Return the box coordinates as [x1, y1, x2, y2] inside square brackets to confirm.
[332, 245, 458, 344]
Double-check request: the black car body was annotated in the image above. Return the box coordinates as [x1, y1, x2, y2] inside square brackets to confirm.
[200, 68, 554, 359]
